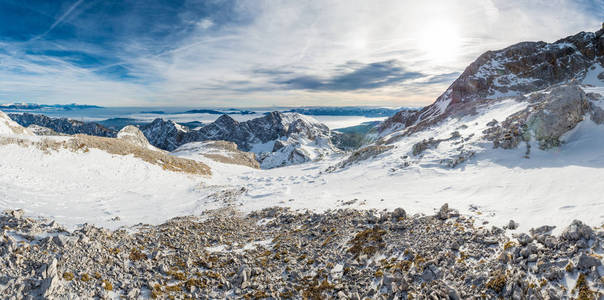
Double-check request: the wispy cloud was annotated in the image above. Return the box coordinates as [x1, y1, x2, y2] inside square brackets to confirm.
[32, 0, 85, 41]
[0, 0, 602, 106]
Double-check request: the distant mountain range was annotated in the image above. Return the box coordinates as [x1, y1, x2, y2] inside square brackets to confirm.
[140, 109, 256, 115]
[0, 103, 102, 110]
[283, 106, 409, 117]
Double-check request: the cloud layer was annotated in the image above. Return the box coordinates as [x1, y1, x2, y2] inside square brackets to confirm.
[0, 0, 602, 107]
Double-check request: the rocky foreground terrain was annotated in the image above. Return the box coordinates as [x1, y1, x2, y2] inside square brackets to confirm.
[1, 203, 603, 299]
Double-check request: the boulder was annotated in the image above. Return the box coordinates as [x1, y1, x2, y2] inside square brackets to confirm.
[526, 85, 589, 149]
[561, 220, 594, 242]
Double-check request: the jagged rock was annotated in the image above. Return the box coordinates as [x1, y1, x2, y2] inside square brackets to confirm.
[437, 203, 458, 220]
[140, 118, 189, 151]
[40, 258, 61, 297]
[575, 253, 602, 270]
[560, 220, 594, 242]
[0, 208, 603, 298]
[6, 209, 24, 219]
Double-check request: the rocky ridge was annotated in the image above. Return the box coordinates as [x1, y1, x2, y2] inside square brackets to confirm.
[0, 205, 602, 299]
[9, 113, 116, 138]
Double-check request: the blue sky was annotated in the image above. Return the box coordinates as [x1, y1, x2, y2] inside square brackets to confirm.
[0, 0, 602, 107]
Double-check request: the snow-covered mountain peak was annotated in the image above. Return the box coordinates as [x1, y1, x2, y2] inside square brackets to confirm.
[140, 118, 190, 151]
[380, 27, 604, 136]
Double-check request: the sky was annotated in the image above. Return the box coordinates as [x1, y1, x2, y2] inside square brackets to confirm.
[0, 0, 602, 107]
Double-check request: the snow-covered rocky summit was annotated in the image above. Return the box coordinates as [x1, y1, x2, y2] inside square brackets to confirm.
[145, 111, 340, 168]
[140, 118, 190, 151]
[380, 25, 604, 135]
[195, 112, 340, 169]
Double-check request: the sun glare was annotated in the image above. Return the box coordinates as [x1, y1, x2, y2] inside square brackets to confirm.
[417, 21, 462, 63]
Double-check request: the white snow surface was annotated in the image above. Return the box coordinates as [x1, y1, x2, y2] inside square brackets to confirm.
[190, 96, 604, 235]
[0, 135, 205, 230]
[583, 62, 604, 87]
[2, 88, 604, 233]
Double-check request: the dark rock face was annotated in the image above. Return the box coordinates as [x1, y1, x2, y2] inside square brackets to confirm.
[9, 113, 116, 137]
[377, 109, 418, 134]
[140, 118, 190, 151]
[380, 28, 604, 135]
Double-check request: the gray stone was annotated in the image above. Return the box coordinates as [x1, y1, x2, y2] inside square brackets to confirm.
[560, 220, 594, 242]
[576, 253, 602, 270]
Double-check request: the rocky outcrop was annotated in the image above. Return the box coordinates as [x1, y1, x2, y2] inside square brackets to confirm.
[9, 113, 115, 137]
[483, 85, 590, 150]
[377, 109, 419, 135]
[380, 26, 604, 136]
[526, 85, 589, 148]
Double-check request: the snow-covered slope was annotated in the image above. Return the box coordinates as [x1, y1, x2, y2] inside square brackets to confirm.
[0, 111, 34, 136]
[172, 140, 260, 169]
[194, 85, 604, 234]
[0, 111, 210, 229]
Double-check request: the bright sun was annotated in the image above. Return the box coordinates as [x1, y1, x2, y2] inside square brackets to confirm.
[417, 21, 462, 63]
